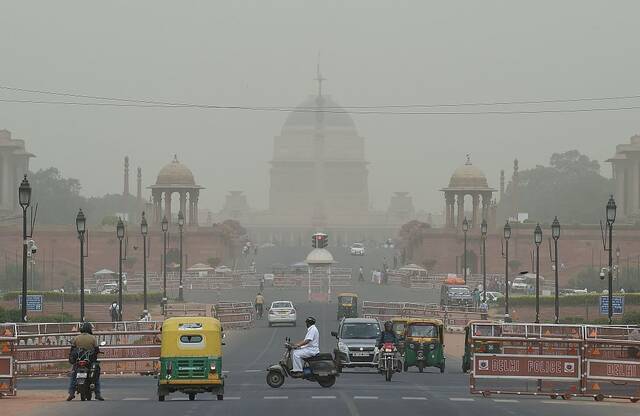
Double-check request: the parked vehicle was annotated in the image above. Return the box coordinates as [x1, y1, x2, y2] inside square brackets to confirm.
[402, 319, 445, 373]
[350, 243, 365, 256]
[268, 301, 297, 327]
[440, 284, 473, 307]
[266, 338, 338, 388]
[157, 317, 224, 401]
[337, 293, 358, 320]
[332, 318, 382, 371]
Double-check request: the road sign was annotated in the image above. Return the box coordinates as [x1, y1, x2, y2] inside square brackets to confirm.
[599, 296, 624, 315]
[473, 353, 580, 381]
[17, 295, 43, 312]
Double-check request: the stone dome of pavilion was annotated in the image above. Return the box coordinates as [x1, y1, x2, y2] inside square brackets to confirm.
[155, 155, 196, 186]
[448, 157, 490, 189]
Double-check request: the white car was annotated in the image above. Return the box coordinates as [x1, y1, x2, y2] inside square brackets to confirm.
[485, 291, 503, 303]
[215, 265, 232, 274]
[510, 277, 530, 293]
[268, 301, 297, 327]
[350, 243, 365, 256]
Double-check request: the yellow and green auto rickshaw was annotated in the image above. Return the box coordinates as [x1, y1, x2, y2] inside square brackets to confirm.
[337, 293, 358, 320]
[391, 318, 408, 354]
[402, 318, 445, 373]
[462, 320, 501, 373]
[157, 317, 225, 401]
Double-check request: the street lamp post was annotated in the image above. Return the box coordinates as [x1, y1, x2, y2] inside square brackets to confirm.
[606, 196, 617, 324]
[534, 224, 543, 324]
[481, 219, 488, 303]
[616, 246, 621, 292]
[462, 217, 469, 284]
[75, 209, 87, 322]
[178, 211, 185, 302]
[141, 212, 149, 315]
[551, 217, 561, 324]
[504, 221, 511, 321]
[161, 216, 169, 314]
[116, 217, 125, 321]
[18, 175, 31, 323]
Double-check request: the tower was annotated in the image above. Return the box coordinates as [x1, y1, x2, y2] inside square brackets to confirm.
[511, 159, 519, 219]
[123, 156, 130, 196]
[500, 169, 505, 202]
[137, 167, 142, 203]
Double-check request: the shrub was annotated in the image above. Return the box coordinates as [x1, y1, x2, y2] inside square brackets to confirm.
[2, 291, 165, 303]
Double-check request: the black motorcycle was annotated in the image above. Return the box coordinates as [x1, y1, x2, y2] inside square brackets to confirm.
[266, 338, 338, 388]
[73, 344, 104, 401]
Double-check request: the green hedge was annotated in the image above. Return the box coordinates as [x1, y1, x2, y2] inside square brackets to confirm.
[0, 306, 77, 322]
[1, 291, 165, 303]
[495, 293, 640, 307]
[559, 311, 640, 325]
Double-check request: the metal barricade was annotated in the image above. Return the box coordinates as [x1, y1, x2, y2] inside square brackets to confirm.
[165, 303, 210, 317]
[212, 302, 254, 329]
[0, 323, 17, 396]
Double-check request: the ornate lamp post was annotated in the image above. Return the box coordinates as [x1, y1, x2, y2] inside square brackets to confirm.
[178, 211, 185, 302]
[481, 219, 488, 303]
[551, 217, 560, 324]
[534, 223, 543, 324]
[462, 217, 469, 284]
[161, 215, 169, 314]
[76, 209, 87, 322]
[606, 195, 616, 324]
[18, 175, 31, 323]
[141, 212, 149, 315]
[116, 217, 125, 321]
[615, 245, 621, 291]
[503, 221, 511, 321]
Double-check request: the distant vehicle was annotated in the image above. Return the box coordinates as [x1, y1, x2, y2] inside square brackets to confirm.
[263, 273, 274, 285]
[398, 264, 428, 277]
[77, 289, 92, 295]
[485, 291, 503, 303]
[268, 301, 297, 327]
[215, 265, 232, 274]
[440, 284, 473, 307]
[100, 283, 118, 295]
[331, 318, 382, 371]
[350, 243, 365, 256]
[510, 277, 530, 293]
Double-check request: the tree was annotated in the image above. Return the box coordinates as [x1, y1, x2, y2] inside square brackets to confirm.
[500, 150, 613, 224]
[29, 168, 86, 225]
[397, 220, 431, 263]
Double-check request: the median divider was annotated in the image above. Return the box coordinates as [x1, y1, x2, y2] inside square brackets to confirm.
[362, 301, 483, 332]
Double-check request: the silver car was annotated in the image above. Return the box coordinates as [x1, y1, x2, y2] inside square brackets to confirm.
[268, 301, 297, 327]
[331, 318, 381, 371]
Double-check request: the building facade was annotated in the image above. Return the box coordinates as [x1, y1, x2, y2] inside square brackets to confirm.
[0, 130, 34, 216]
[608, 135, 640, 220]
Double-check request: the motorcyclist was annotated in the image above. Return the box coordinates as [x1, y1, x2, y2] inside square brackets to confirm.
[377, 321, 401, 372]
[358, 266, 364, 282]
[67, 322, 104, 401]
[290, 317, 320, 375]
[255, 292, 265, 318]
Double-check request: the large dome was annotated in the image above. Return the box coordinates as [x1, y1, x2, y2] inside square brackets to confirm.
[283, 95, 356, 131]
[156, 155, 195, 186]
[448, 159, 489, 189]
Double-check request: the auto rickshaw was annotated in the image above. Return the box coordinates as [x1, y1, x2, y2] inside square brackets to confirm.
[391, 318, 408, 354]
[337, 293, 358, 320]
[157, 317, 225, 401]
[402, 318, 445, 373]
[462, 320, 501, 373]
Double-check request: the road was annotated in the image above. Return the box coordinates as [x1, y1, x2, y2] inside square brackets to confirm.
[15, 300, 639, 416]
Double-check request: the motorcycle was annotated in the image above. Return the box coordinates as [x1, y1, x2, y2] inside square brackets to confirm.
[266, 338, 339, 388]
[74, 342, 106, 401]
[378, 342, 398, 382]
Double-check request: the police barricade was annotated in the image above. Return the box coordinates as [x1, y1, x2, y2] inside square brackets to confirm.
[584, 325, 640, 402]
[362, 301, 482, 331]
[329, 274, 352, 288]
[14, 321, 161, 377]
[165, 303, 210, 317]
[273, 275, 302, 287]
[0, 323, 17, 396]
[361, 301, 405, 321]
[212, 302, 254, 329]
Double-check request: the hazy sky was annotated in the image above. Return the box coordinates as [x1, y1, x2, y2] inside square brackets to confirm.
[1, 1, 638, 214]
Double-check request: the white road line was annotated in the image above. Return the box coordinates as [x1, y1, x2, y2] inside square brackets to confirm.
[312, 396, 336, 399]
[402, 397, 427, 401]
[171, 398, 190, 401]
[354, 396, 378, 400]
[264, 396, 288, 400]
[449, 398, 475, 402]
[244, 369, 262, 373]
[225, 396, 242, 400]
[122, 398, 150, 401]
[493, 399, 519, 403]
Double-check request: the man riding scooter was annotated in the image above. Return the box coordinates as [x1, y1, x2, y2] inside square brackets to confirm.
[67, 322, 104, 401]
[377, 321, 401, 372]
[290, 317, 320, 376]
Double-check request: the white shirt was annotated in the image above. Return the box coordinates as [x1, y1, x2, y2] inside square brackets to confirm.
[302, 324, 320, 352]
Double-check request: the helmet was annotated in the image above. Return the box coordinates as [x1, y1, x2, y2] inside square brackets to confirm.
[305, 317, 316, 327]
[80, 322, 93, 334]
[384, 321, 393, 331]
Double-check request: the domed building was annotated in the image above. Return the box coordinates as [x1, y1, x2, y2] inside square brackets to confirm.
[441, 156, 495, 229]
[149, 155, 204, 225]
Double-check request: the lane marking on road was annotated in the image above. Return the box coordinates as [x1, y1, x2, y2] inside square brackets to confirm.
[493, 399, 519, 403]
[449, 398, 475, 402]
[244, 369, 262, 373]
[224, 396, 242, 400]
[122, 398, 150, 401]
[353, 396, 378, 400]
[312, 396, 336, 399]
[264, 396, 288, 400]
[402, 397, 427, 401]
[171, 398, 190, 401]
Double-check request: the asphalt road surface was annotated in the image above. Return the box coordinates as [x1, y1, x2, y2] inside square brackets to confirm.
[17, 301, 639, 416]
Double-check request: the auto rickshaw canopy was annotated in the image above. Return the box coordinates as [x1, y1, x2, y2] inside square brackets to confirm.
[160, 316, 223, 357]
[404, 318, 444, 343]
[337, 293, 358, 305]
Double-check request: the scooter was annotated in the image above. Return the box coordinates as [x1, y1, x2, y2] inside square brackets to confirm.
[378, 342, 399, 382]
[266, 338, 338, 388]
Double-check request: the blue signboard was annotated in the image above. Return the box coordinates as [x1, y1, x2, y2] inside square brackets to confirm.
[599, 296, 624, 315]
[17, 295, 43, 312]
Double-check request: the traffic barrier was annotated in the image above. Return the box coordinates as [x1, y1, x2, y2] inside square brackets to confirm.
[165, 303, 210, 317]
[212, 302, 254, 329]
[469, 322, 640, 403]
[0, 323, 17, 396]
[14, 321, 161, 377]
[362, 301, 483, 331]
